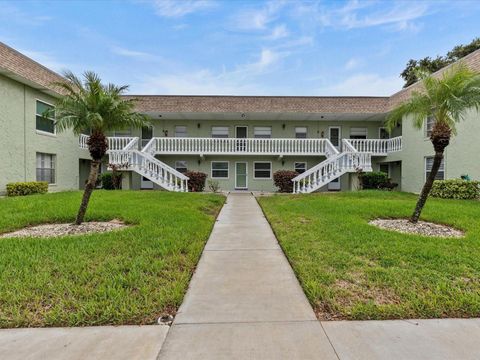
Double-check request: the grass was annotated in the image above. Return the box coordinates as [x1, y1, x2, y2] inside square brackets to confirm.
[258, 191, 480, 320]
[0, 190, 224, 328]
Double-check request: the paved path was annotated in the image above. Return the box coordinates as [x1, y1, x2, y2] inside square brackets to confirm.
[158, 193, 338, 359]
[0, 325, 168, 360]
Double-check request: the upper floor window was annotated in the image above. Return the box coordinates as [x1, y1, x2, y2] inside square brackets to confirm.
[350, 127, 367, 139]
[295, 127, 307, 139]
[36, 152, 56, 184]
[254, 126, 271, 139]
[425, 156, 445, 180]
[212, 126, 229, 138]
[36, 100, 55, 134]
[175, 126, 187, 137]
[114, 128, 132, 137]
[175, 160, 188, 174]
[425, 116, 434, 138]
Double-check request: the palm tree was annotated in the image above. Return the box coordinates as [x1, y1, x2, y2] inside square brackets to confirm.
[386, 64, 480, 223]
[53, 71, 149, 225]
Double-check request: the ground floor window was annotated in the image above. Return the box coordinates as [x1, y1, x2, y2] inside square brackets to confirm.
[211, 161, 229, 178]
[175, 161, 188, 173]
[425, 156, 445, 180]
[294, 162, 307, 174]
[254, 162, 272, 179]
[379, 163, 389, 176]
[36, 152, 56, 184]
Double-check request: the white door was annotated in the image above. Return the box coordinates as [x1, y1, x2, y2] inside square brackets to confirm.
[235, 162, 248, 189]
[328, 177, 341, 191]
[329, 126, 341, 150]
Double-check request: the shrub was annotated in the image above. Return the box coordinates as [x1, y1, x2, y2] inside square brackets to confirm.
[6, 181, 48, 197]
[359, 172, 388, 190]
[430, 179, 480, 200]
[186, 171, 207, 192]
[207, 179, 221, 193]
[100, 172, 122, 190]
[273, 170, 298, 193]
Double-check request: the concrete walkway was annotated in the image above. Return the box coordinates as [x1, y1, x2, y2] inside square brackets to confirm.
[158, 193, 338, 359]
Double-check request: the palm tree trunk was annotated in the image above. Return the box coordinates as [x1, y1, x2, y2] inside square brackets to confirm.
[75, 160, 100, 225]
[410, 151, 444, 223]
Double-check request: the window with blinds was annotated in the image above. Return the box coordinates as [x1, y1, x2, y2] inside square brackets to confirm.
[36, 153, 56, 184]
[425, 156, 445, 180]
[175, 126, 188, 137]
[211, 126, 229, 138]
[254, 127, 272, 138]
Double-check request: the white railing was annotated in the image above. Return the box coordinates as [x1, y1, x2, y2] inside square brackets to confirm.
[345, 136, 402, 155]
[79, 134, 89, 149]
[292, 152, 372, 194]
[147, 137, 335, 156]
[342, 138, 358, 153]
[78, 135, 138, 151]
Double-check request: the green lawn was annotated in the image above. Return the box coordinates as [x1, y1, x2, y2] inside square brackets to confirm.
[0, 190, 224, 328]
[258, 191, 480, 320]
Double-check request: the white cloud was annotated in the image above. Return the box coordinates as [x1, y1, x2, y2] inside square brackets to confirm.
[231, 1, 286, 30]
[133, 48, 287, 95]
[149, 0, 215, 18]
[110, 46, 160, 61]
[317, 73, 404, 96]
[264, 24, 289, 40]
[0, 3, 52, 26]
[344, 58, 361, 70]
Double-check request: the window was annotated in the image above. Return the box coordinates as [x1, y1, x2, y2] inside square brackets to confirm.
[425, 156, 445, 180]
[425, 116, 434, 138]
[254, 162, 272, 179]
[212, 126, 229, 138]
[175, 126, 187, 137]
[294, 162, 307, 174]
[379, 127, 389, 139]
[36, 153, 56, 184]
[379, 164, 389, 176]
[295, 127, 307, 139]
[254, 127, 272, 138]
[211, 161, 229, 178]
[350, 127, 367, 139]
[36, 100, 55, 134]
[175, 161, 188, 174]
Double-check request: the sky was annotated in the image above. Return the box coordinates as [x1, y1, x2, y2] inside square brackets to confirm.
[0, 0, 479, 96]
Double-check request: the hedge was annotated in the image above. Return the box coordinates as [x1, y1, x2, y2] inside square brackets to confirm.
[6, 181, 48, 197]
[430, 179, 480, 200]
[100, 172, 122, 190]
[273, 170, 298, 193]
[186, 171, 207, 192]
[360, 172, 388, 190]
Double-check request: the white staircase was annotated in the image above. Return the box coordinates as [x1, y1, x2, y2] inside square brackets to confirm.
[79, 135, 189, 192]
[292, 139, 372, 194]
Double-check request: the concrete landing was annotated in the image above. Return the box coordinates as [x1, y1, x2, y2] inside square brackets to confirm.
[158, 193, 338, 359]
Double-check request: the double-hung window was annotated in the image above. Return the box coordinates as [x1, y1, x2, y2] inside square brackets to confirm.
[175, 126, 188, 137]
[425, 116, 434, 138]
[294, 162, 307, 174]
[36, 100, 55, 134]
[36, 152, 56, 184]
[254, 162, 272, 179]
[211, 126, 229, 138]
[254, 127, 271, 138]
[350, 127, 367, 139]
[114, 128, 132, 137]
[211, 161, 229, 178]
[175, 161, 188, 174]
[295, 127, 307, 139]
[425, 156, 445, 180]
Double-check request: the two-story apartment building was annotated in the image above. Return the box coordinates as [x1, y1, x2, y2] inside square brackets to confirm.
[1, 41, 479, 194]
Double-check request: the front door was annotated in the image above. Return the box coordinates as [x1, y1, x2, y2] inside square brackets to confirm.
[141, 126, 153, 148]
[235, 162, 248, 189]
[236, 126, 248, 151]
[329, 126, 341, 150]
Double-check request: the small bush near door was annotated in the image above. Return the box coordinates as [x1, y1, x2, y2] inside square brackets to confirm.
[100, 172, 122, 190]
[273, 170, 298, 193]
[359, 172, 388, 189]
[6, 181, 48, 196]
[430, 179, 480, 199]
[186, 171, 207, 192]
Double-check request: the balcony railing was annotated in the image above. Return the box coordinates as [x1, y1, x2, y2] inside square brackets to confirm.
[344, 136, 402, 155]
[144, 137, 339, 156]
[79, 134, 138, 151]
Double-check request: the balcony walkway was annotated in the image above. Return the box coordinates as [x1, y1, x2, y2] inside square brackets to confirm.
[158, 193, 338, 359]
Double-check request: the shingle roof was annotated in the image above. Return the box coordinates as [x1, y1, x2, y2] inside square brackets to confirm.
[123, 95, 390, 114]
[0, 41, 65, 96]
